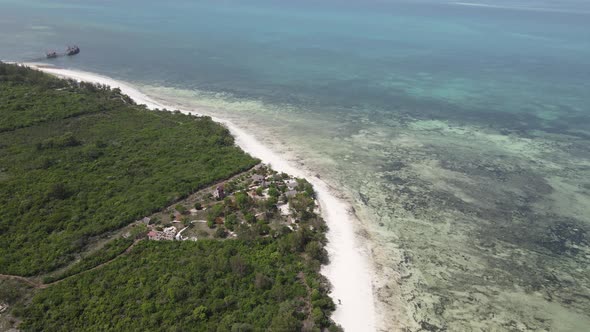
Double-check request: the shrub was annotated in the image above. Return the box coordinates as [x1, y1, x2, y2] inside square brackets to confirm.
[214, 227, 228, 239]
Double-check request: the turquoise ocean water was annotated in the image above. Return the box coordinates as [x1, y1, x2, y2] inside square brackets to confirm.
[2, 0, 590, 330]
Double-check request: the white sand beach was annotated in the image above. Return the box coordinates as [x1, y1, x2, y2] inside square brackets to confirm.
[24, 63, 377, 332]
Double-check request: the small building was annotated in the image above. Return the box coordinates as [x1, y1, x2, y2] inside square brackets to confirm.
[286, 180, 298, 191]
[213, 185, 225, 200]
[252, 174, 270, 188]
[162, 226, 177, 240]
[285, 190, 298, 199]
[148, 227, 177, 241]
[141, 217, 151, 225]
[252, 174, 265, 183]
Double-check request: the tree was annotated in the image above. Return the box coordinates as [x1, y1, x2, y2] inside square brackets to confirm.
[224, 181, 236, 194]
[230, 254, 248, 277]
[47, 182, 70, 200]
[224, 196, 234, 209]
[56, 132, 81, 148]
[289, 193, 315, 221]
[215, 226, 228, 238]
[268, 186, 279, 198]
[297, 178, 315, 198]
[305, 241, 328, 264]
[255, 221, 270, 236]
[231, 323, 254, 332]
[244, 213, 256, 224]
[192, 305, 208, 322]
[269, 310, 300, 331]
[235, 192, 251, 211]
[254, 273, 272, 290]
[264, 197, 278, 212]
[312, 307, 325, 325]
[207, 203, 224, 221]
[225, 213, 238, 231]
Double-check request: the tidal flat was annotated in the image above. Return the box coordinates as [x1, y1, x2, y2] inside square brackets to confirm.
[361, 118, 590, 331]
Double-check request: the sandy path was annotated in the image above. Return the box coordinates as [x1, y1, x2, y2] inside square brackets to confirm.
[0, 274, 41, 288]
[0, 239, 140, 290]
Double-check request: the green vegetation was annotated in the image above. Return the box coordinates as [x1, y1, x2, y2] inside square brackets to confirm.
[43, 236, 134, 284]
[0, 65, 132, 132]
[0, 63, 258, 275]
[0, 63, 339, 331]
[0, 279, 34, 331]
[0, 280, 29, 308]
[173, 164, 324, 244]
[19, 240, 339, 332]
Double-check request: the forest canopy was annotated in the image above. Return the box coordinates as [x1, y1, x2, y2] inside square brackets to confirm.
[0, 63, 339, 331]
[19, 240, 338, 332]
[0, 63, 258, 275]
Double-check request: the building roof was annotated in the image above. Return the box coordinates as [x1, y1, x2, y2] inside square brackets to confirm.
[163, 226, 177, 233]
[286, 180, 298, 190]
[252, 174, 265, 182]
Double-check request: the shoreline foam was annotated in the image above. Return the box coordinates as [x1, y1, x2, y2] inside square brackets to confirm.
[24, 63, 377, 331]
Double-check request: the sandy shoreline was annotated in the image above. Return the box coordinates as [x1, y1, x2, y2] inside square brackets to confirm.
[23, 63, 377, 331]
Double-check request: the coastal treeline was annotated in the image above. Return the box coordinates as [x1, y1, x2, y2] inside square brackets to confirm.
[0, 63, 340, 331]
[0, 63, 132, 132]
[0, 62, 258, 275]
